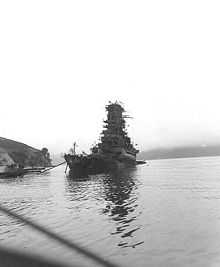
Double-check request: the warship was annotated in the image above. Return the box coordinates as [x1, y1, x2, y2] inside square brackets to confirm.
[64, 101, 145, 176]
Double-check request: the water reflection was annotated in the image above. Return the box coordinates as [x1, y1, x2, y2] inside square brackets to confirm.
[65, 167, 144, 248]
[102, 168, 137, 220]
[101, 168, 143, 248]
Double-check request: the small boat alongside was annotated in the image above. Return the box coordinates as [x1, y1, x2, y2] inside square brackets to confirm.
[136, 159, 147, 165]
[23, 167, 46, 173]
[0, 164, 25, 178]
[0, 165, 51, 178]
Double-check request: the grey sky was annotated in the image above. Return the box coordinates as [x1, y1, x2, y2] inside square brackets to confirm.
[1, 1, 220, 154]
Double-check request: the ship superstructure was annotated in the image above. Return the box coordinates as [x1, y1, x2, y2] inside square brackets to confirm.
[94, 102, 139, 160]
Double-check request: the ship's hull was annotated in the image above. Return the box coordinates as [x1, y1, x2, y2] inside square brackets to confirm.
[64, 153, 136, 177]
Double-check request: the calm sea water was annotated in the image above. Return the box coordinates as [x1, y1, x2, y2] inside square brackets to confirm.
[1, 156, 220, 267]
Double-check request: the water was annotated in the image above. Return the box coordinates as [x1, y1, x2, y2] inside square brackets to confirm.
[1, 157, 220, 267]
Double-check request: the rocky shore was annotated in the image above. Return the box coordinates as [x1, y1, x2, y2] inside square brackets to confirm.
[0, 137, 51, 167]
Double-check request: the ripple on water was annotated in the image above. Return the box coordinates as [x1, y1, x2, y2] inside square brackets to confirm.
[1, 158, 220, 266]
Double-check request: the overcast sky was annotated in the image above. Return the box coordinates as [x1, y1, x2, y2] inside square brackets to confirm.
[1, 1, 220, 154]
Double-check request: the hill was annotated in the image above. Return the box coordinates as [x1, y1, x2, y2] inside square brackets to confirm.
[138, 145, 220, 160]
[0, 137, 51, 167]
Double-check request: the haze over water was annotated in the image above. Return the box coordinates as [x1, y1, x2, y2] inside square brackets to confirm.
[1, 156, 220, 267]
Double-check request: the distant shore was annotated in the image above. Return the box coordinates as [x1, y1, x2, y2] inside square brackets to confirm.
[138, 144, 220, 161]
